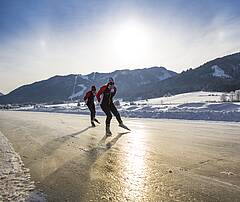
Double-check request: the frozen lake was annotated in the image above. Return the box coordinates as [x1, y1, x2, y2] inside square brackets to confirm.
[0, 111, 240, 201]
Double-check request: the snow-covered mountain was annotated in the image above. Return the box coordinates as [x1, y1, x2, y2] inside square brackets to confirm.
[211, 65, 231, 78]
[0, 67, 177, 104]
[0, 92, 3, 96]
[129, 52, 240, 100]
[1, 52, 240, 104]
[70, 66, 177, 100]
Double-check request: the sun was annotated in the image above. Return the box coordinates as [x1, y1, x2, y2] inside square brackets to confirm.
[40, 39, 46, 49]
[113, 20, 151, 61]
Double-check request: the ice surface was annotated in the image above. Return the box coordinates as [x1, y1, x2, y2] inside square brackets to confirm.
[0, 111, 240, 201]
[0, 131, 46, 201]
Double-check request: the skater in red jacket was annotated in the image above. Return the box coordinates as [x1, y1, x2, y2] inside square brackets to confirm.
[84, 85, 100, 127]
[96, 77, 130, 136]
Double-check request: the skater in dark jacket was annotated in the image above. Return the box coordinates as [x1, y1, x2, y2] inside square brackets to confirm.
[84, 85, 100, 127]
[96, 77, 130, 136]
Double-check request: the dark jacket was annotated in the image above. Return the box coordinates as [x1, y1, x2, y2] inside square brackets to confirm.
[84, 91, 95, 106]
[96, 84, 116, 106]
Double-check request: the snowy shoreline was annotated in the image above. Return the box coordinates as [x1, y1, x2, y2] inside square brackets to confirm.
[0, 131, 46, 201]
[10, 106, 240, 122]
[3, 91, 240, 122]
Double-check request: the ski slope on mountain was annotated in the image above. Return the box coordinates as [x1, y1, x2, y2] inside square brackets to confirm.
[68, 84, 87, 100]
[211, 65, 232, 78]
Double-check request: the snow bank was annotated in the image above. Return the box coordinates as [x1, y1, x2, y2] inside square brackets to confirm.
[121, 109, 240, 122]
[0, 131, 46, 201]
[11, 91, 240, 122]
[140, 91, 225, 105]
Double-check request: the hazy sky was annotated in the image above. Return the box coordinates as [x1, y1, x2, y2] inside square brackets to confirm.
[0, 0, 240, 94]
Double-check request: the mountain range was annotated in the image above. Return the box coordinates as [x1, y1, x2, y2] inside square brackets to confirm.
[0, 92, 3, 96]
[128, 52, 240, 100]
[0, 52, 240, 104]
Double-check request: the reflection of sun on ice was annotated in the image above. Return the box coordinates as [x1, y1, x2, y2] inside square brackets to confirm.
[121, 128, 147, 201]
[113, 20, 150, 61]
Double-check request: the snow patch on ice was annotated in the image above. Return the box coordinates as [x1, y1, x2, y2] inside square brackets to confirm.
[211, 65, 231, 78]
[0, 131, 46, 201]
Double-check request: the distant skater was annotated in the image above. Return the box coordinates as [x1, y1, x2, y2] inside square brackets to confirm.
[96, 77, 130, 136]
[83, 85, 100, 127]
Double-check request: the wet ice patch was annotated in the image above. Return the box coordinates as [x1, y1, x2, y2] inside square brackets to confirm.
[220, 171, 235, 176]
[0, 131, 46, 201]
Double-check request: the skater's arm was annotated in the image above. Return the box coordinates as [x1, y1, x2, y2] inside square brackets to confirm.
[96, 85, 107, 102]
[83, 91, 91, 101]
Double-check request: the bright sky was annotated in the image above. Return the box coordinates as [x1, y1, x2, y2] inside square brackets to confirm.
[0, 0, 240, 94]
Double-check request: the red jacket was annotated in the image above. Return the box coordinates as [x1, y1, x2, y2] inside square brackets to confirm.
[84, 91, 95, 105]
[96, 84, 116, 105]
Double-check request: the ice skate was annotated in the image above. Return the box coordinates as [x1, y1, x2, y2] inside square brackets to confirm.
[119, 123, 131, 131]
[106, 125, 112, 136]
[94, 118, 100, 124]
[91, 121, 96, 127]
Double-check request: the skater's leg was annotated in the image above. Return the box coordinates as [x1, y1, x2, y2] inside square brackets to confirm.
[88, 104, 95, 127]
[92, 104, 96, 120]
[101, 104, 112, 135]
[110, 103, 122, 124]
[110, 103, 131, 131]
[101, 104, 112, 125]
[92, 105, 100, 124]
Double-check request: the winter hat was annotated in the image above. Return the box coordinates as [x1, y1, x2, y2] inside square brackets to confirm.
[108, 77, 114, 84]
[91, 85, 96, 91]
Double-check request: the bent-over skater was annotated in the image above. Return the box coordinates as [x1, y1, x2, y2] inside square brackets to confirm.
[96, 78, 130, 136]
[83, 85, 100, 127]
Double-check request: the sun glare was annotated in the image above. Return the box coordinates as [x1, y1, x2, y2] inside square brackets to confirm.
[40, 39, 46, 49]
[113, 20, 150, 61]
[121, 128, 147, 200]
